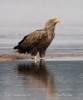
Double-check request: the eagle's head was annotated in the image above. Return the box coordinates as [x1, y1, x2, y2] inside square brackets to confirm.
[45, 18, 60, 29]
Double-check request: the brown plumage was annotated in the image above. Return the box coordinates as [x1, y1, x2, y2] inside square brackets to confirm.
[14, 18, 60, 59]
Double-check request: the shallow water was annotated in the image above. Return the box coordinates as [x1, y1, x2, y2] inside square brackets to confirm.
[0, 60, 83, 100]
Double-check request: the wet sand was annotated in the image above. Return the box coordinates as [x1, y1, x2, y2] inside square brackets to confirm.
[0, 54, 29, 62]
[0, 53, 83, 62]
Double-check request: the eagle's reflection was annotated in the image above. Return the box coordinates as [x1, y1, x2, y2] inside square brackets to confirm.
[16, 60, 58, 100]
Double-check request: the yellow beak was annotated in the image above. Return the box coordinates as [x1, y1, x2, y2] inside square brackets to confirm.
[54, 18, 60, 23]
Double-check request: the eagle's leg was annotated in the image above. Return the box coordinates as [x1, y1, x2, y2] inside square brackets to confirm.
[39, 50, 46, 60]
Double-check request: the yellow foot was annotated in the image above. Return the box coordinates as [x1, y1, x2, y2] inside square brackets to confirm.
[34, 56, 38, 60]
[34, 56, 38, 63]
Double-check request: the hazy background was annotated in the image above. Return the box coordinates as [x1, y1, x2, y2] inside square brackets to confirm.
[0, 0, 83, 53]
[0, 0, 83, 25]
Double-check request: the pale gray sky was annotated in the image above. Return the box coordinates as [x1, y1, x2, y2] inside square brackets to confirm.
[0, 0, 83, 26]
